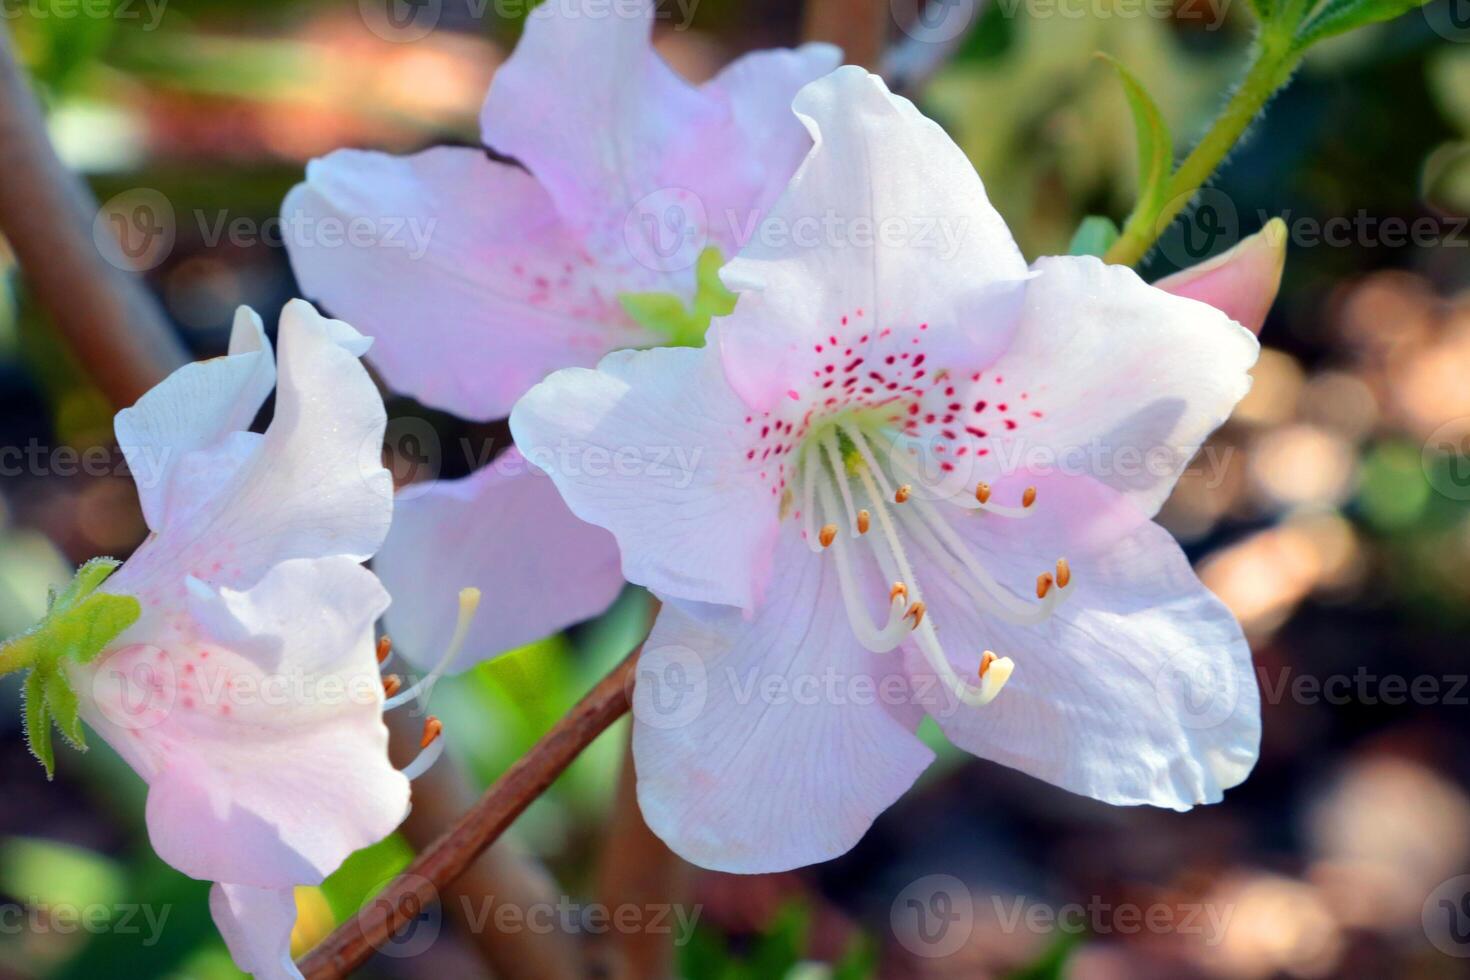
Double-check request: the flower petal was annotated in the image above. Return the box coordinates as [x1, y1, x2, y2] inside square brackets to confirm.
[510, 344, 778, 612]
[210, 883, 302, 980]
[953, 254, 1259, 518]
[482, 0, 831, 300]
[481, 0, 728, 293]
[716, 66, 1028, 414]
[283, 147, 650, 420]
[377, 450, 624, 673]
[912, 472, 1259, 810]
[634, 535, 934, 873]
[129, 556, 407, 889]
[699, 42, 842, 225]
[112, 300, 393, 598]
[1153, 219, 1287, 336]
[114, 307, 274, 532]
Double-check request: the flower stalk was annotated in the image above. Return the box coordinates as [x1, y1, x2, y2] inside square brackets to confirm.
[1105, 31, 1303, 268]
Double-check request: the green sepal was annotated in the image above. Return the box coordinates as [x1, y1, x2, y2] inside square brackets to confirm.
[1068, 215, 1121, 257]
[54, 557, 123, 612]
[619, 246, 738, 348]
[1099, 54, 1173, 234]
[44, 667, 87, 751]
[23, 671, 56, 780]
[4, 558, 138, 778]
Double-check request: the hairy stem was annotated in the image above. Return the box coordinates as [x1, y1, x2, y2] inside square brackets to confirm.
[1105, 33, 1302, 268]
[299, 650, 639, 980]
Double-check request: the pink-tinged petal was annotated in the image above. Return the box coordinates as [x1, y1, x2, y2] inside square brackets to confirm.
[698, 42, 843, 232]
[111, 300, 393, 598]
[717, 67, 1028, 414]
[1153, 218, 1287, 335]
[482, 0, 830, 299]
[115, 307, 274, 532]
[377, 451, 624, 673]
[481, 0, 727, 293]
[210, 884, 302, 980]
[936, 254, 1259, 518]
[634, 535, 934, 873]
[283, 148, 651, 421]
[911, 472, 1259, 809]
[95, 557, 408, 889]
[510, 344, 777, 612]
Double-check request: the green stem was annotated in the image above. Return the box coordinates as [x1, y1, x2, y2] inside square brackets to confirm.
[1105, 33, 1303, 268]
[0, 634, 37, 677]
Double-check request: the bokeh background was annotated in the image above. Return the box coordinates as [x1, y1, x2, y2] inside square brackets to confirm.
[2, 0, 1470, 977]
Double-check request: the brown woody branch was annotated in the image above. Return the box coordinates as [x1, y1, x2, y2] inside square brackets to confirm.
[299, 650, 639, 979]
[0, 23, 187, 408]
[802, 0, 890, 71]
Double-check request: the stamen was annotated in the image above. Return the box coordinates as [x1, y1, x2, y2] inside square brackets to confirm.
[839, 422, 897, 501]
[904, 601, 926, 628]
[382, 674, 402, 697]
[850, 463, 1013, 706]
[819, 524, 838, 548]
[979, 650, 998, 679]
[1022, 486, 1037, 509]
[857, 509, 871, 534]
[400, 716, 446, 781]
[975, 482, 991, 504]
[895, 485, 911, 503]
[1036, 573, 1053, 599]
[376, 635, 393, 664]
[1055, 558, 1071, 589]
[820, 430, 862, 534]
[801, 445, 823, 552]
[818, 480, 914, 653]
[384, 587, 481, 711]
[893, 497, 1071, 626]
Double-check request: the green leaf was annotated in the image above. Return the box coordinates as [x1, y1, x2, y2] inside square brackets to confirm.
[1100, 55, 1173, 227]
[24, 670, 56, 779]
[1067, 215, 1121, 257]
[619, 247, 737, 348]
[1292, 0, 1433, 49]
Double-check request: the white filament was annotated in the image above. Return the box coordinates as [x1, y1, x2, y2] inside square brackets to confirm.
[384, 586, 481, 711]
